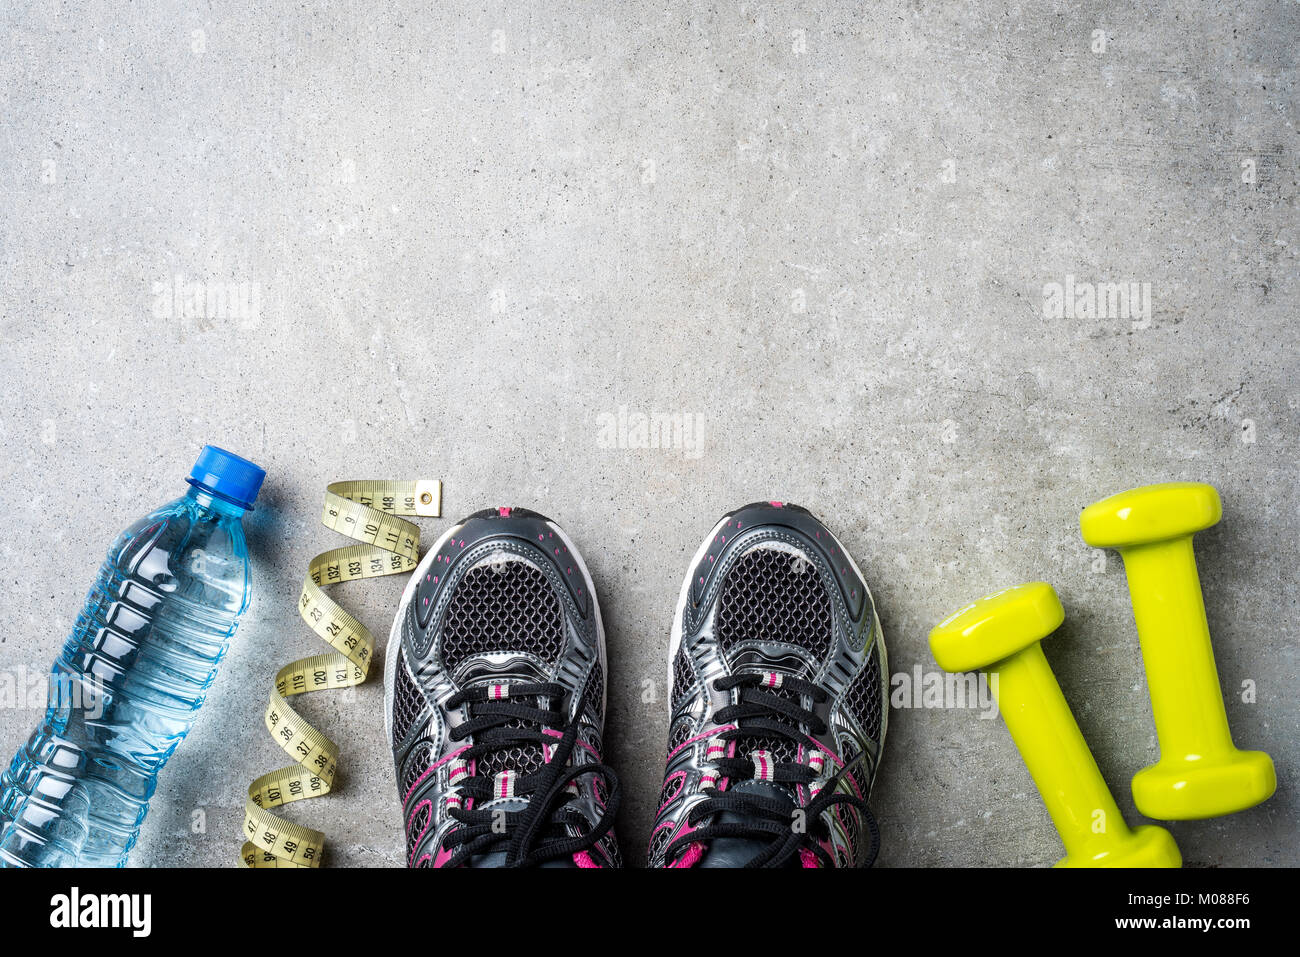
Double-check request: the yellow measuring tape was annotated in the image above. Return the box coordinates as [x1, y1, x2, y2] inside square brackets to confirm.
[240, 480, 441, 867]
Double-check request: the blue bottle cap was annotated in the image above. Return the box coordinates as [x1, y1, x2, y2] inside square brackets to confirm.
[187, 445, 266, 509]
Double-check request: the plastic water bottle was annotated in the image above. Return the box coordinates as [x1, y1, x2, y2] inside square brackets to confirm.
[0, 446, 265, 867]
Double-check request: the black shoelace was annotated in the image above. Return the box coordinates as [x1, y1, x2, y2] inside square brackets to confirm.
[664, 672, 880, 868]
[439, 681, 620, 867]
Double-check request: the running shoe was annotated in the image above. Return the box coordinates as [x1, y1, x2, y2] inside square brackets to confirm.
[385, 507, 620, 867]
[649, 501, 887, 868]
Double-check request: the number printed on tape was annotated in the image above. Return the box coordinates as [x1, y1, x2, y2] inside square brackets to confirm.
[239, 480, 441, 868]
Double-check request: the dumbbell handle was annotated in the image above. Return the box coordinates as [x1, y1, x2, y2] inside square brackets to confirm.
[1118, 538, 1235, 758]
[993, 644, 1129, 860]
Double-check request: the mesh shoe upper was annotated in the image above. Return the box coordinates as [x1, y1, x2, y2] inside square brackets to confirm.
[650, 502, 887, 868]
[385, 507, 619, 868]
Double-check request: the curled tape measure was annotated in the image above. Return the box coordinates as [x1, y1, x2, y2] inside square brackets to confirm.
[240, 480, 441, 867]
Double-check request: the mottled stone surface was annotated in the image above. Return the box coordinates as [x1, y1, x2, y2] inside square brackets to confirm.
[0, 1, 1294, 867]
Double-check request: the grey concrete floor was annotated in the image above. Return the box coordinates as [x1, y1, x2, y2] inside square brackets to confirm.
[0, 2, 1296, 868]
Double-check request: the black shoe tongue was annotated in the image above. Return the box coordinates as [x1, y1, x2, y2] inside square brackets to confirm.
[459, 796, 582, 868]
[467, 850, 577, 868]
[696, 780, 801, 869]
[450, 671, 580, 868]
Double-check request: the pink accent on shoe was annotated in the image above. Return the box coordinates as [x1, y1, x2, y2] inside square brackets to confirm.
[834, 804, 859, 862]
[820, 835, 836, 864]
[573, 850, 600, 868]
[803, 737, 864, 799]
[714, 737, 738, 792]
[406, 799, 432, 866]
[540, 726, 602, 763]
[667, 724, 738, 762]
[657, 771, 687, 815]
[433, 843, 456, 868]
[650, 815, 701, 866]
[403, 744, 471, 807]
[769, 501, 784, 507]
[799, 847, 820, 868]
[495, 770, 515, 799]
[670, 842, 705, 868]
[498, 507, 512, 517]
[647, 820, 674, 860]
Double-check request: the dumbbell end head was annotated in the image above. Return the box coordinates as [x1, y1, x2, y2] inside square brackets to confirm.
[1133, 749, 1276, 820]
[1080, 481, 1221, 548]
[1055, 824, 1182, 869]
[929, 582, 1064, 673]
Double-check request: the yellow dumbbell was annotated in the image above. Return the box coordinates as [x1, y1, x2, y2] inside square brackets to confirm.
[1080, 481, 1276, 820]
[930, 582, 1180, 867]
